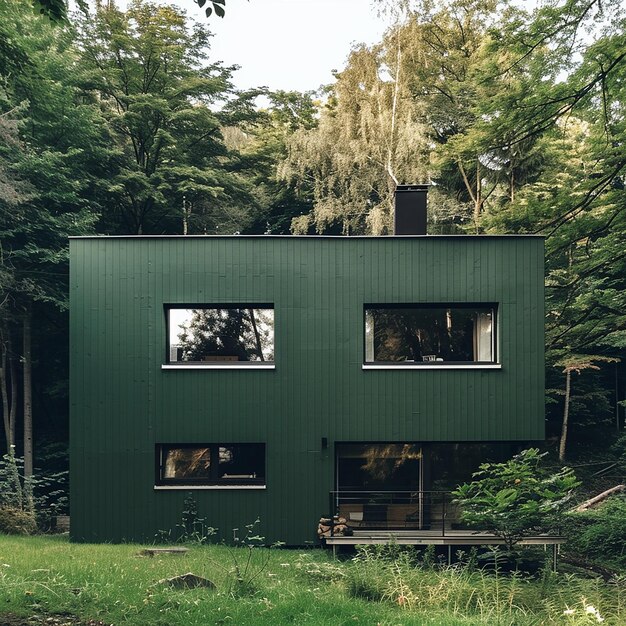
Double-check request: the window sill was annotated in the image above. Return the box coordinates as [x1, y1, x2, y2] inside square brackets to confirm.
[154, 485, 267, 490]
[162, 364, 275, 370]
[362, 363, 502, 370]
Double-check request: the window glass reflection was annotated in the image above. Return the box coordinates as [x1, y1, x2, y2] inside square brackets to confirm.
[168, 307, 274, 363]
[365, 306, 494, 363]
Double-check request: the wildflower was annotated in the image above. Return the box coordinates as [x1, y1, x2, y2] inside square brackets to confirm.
[584, 605, 604, 623]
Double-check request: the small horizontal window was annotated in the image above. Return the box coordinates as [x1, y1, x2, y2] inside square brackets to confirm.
[364, 304, 496, 364]
[156, 444, 266, 486]
[166, 306, 274, 364]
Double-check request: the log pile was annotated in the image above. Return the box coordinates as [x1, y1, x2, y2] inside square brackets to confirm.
[317, 515, 353, 539]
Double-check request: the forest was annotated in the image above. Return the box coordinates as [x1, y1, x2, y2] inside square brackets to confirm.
[0, 0, 625, 505]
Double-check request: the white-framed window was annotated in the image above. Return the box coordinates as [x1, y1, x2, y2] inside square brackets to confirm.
[156, 443, 266, 487]
[165, 305, 274, 366]
[364, 304, 497, 365]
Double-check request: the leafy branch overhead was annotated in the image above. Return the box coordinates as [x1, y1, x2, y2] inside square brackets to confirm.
[31, 0, 235, 21]
[31, 0, 66, 21]
[196, 0, 226, 19]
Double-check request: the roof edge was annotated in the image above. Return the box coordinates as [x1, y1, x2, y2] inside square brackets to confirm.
[69, 234, 545, 240]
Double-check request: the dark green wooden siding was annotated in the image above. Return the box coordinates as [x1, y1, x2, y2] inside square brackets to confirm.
[70, 235, 544, 543]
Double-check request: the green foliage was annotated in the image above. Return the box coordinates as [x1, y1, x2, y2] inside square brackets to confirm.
[0, 448, 33, 513]
[155, 492, 216, 544]
[74, 0, 263, 236]
[0, 506, 37, 535]
[211, 518, 280, 598]
[241, 90, 317, 234]
[2, 535, 626, 625]
[0, 447, 68, 534]
[565, 497, 626, 568]
[195, 0, 227, 19]
[292, 551, 347, 583]
[31, 0, 66, 22]
[0, 449, 36, 535]
[178, 492, 216, 544]
[453, 449, 580, 550]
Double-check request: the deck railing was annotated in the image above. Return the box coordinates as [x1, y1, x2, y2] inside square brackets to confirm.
[329, 490, 467, 535]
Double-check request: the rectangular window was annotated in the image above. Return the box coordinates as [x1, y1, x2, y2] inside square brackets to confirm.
[156, 444, 266, 486]
[364, 304, 496, 364]
[166, 306, 274, 364]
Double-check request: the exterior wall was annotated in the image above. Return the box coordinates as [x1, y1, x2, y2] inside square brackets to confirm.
[69, 235, 545, 544]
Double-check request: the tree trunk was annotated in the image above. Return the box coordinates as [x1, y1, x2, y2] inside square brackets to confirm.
[0, 327, 17, 451]
[248, 309, 265, 361]
[9, 343, 17, 449]
[386, 32, 401, 188]
[23, 307, 33, 477]
[1, 334, 10, 451]
[182, 195, 189, 235]
[458, 160, 483, 230]
[559, 369, 571, 462]
[473, 159, 482, 227]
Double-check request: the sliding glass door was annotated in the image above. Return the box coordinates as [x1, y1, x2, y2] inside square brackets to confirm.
[335, 443, 423, 528]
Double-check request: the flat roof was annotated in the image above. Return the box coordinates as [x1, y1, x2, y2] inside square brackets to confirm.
[69, 234, 544, 240]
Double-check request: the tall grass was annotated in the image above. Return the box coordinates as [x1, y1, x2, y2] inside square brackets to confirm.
[0, 536, 624, 625]
[337, 545, 626, 625]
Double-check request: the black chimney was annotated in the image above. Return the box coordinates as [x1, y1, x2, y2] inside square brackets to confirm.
[394, 184, 428, 235]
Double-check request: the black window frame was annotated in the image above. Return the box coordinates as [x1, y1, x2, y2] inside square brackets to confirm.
[155, 443, 266, 486]
[363, 303, 498, 365]
[164, 304, 275, 365]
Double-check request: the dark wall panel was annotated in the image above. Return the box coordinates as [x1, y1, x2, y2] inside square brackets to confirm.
[70, 236, 545, 544]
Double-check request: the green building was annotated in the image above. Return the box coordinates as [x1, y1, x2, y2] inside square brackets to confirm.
[70, 196, 544, 544]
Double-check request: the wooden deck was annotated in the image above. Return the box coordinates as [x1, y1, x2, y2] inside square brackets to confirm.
[325, 529, 565, 568]
[325, 529, 566, 547]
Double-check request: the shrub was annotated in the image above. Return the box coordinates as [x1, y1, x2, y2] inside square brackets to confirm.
[0, 447, 32, 512]
[0, 448, 37, 535]
[564, 497, 626, 567]
[0, 506, 37, 535]
[453, 448, 580, 552]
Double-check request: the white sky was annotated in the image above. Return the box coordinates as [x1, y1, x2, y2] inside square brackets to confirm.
[103, 0, 543, 94]
[178, 0, 389, 92]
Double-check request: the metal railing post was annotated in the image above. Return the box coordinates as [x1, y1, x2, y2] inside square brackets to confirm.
[442, 493, 446, 537]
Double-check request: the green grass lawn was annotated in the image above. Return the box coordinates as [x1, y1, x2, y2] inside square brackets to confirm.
[0, 535, 624, 625]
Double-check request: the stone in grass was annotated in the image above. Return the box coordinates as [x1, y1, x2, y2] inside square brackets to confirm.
[156, 573, 216, 590]
[139, 547, 189, 557]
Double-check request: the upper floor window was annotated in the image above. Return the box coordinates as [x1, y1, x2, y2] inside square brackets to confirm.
[364, 304, 496, 364]
[166, 306, 274, 364]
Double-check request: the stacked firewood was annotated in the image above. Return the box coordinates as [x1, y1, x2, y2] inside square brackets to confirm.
[317, 515, 353, 538]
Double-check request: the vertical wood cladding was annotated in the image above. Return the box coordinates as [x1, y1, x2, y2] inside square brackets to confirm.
[70, 236, 545, 544]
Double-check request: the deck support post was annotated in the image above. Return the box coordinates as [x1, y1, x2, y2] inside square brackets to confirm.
[447, 545, 452, 565]
[552, 543, 558, 572]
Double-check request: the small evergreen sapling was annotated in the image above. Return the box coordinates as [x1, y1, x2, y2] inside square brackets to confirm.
[0, 447, 36, 534]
